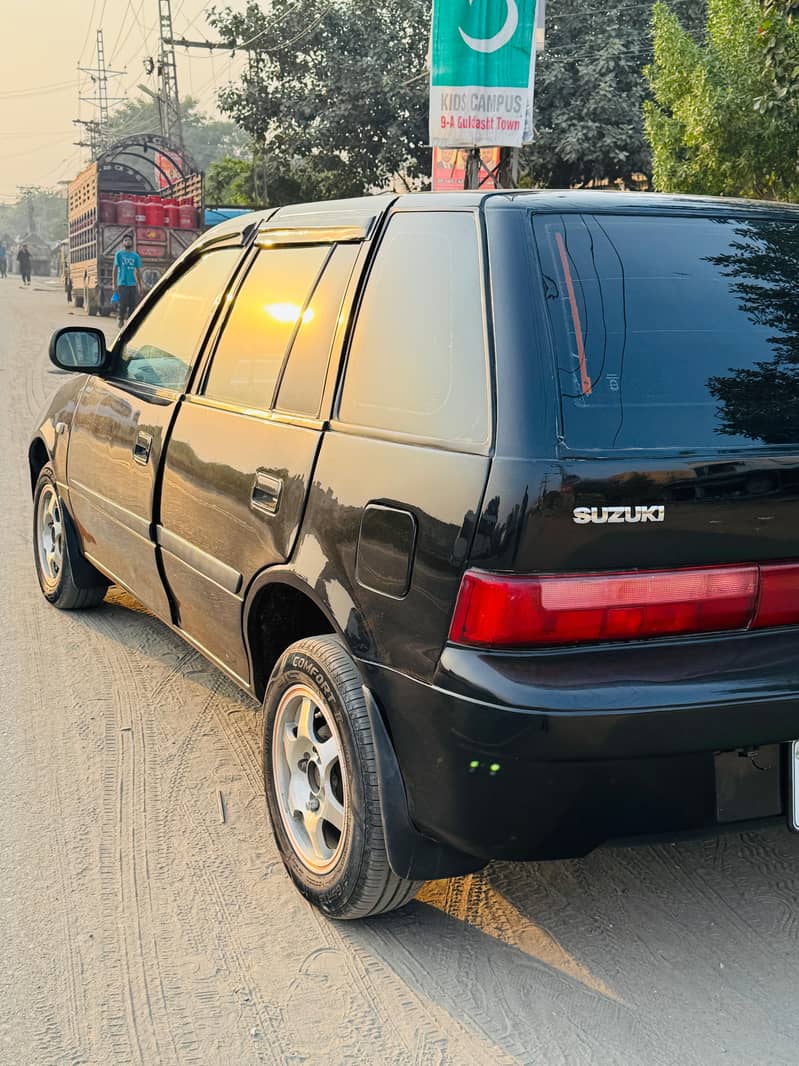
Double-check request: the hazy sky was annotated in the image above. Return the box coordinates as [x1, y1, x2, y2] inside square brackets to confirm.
[1, 0, 248, 201]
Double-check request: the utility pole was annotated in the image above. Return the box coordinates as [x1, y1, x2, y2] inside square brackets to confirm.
[157, 0, 184, 148]
[160, 26, 267, 205]
[76, 29, 125, 159]
[17, 186, 37, 235]
[96, 30, 111, 131]
[463, 0, 546, 191]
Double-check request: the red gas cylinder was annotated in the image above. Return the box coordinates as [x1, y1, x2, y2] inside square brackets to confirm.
[162, 199, 177, 227]
[116, 199, 137, 225]
[178, 200, 198, 229]
[98, 196, 116, 224]
[144, 198, 165, 225]
[133, 196, 147, 224]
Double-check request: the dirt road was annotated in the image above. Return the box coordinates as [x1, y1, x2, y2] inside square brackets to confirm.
[3, 279, 799, 1066]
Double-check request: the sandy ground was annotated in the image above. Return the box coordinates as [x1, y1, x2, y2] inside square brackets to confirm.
[3, 279, 799, 1066]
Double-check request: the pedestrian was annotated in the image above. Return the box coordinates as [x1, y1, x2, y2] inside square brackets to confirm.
[0, 241, 7, 279]
[112, 235, 141, 327]
[17, 244, 31, 287]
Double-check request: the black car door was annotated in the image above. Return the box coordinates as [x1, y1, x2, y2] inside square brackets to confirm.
[156, 233, 360, 681]
[66, 247, 243, 618]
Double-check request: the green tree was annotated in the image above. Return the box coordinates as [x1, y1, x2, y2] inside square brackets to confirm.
[757, 0, 799, 111]
[644, 0, 799, 198]
[205, 157, 255, 205]
[523, 0, 706, 189]
[0, 188, 67, 243]
[208, 0, 430, 204]
[105, 96, 248, 171]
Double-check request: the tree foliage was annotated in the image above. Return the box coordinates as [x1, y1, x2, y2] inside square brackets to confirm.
[105, 96, 248, 171]
[0, 188, 67, 243]
[204, 157, 256, 205]
[756, 0, 799, 112]
[522, 0, 705, 189]
[207, 0, 429, 204]
[644, 0, 799, 198]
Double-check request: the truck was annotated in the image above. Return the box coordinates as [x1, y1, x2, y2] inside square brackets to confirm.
[67, 133, 203, 317]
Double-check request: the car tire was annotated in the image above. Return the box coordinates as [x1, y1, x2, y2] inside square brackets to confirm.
[263, 635, 422, 919]
[33, 465, 107, 609]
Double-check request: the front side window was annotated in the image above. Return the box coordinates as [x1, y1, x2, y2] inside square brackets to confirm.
[533, 212, 799, 450]
[203, 245, 328, 411]
[111, 249, 240, 390]
[338, 212, 489, 446]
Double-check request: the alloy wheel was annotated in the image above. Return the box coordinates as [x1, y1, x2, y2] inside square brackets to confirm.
[272, 683, 347, 873]
[37, 484, 64, 588]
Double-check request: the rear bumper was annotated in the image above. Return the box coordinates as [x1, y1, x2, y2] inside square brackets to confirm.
[359, 629, 799, 862]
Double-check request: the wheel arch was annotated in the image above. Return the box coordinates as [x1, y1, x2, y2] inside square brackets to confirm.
[28, 436, 51, 495]
[243, 571, 338, 702]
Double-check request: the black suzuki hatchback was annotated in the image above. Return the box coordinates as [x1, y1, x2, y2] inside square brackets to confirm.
[32, 191, 799, 917]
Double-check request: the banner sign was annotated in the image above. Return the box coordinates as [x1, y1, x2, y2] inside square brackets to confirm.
[430, 0, 538, 149]
[432, 147, 500, 191]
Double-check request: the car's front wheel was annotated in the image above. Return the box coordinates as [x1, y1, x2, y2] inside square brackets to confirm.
[33, 465, 107, 609]
[263, 635, 421, 919]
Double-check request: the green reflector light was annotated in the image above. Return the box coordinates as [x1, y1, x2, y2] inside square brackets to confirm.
[469, 760, 480, 770]
[489, 762, 501, 774]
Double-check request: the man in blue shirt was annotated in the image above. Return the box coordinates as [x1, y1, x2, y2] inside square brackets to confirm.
[113, 235, 142, 327]
[0, 242, 6, 279]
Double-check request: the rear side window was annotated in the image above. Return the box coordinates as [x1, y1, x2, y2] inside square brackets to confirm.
[339, 212, 489, 446]
[203, 245, 328, 411]
[276, 243, 359, 417]
[533, 213, 799, 450]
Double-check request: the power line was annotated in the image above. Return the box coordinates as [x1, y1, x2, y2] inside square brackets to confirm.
[77, 0, 100, 65]
[109, 0, 135, 59]
[167, 0, 338, 58]
[0, 80, 76, 99]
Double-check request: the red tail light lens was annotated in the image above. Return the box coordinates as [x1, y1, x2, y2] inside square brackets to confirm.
[752, 563, 799, 629]
[449, 566, 765, 648]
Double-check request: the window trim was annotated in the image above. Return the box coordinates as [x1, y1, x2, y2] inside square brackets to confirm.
[192, 242, 333, 415]
[332, 208, 494, 456]
[184, 392, 325, 431]
[256, 223, 371, 247]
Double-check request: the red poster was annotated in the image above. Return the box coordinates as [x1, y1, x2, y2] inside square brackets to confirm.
[155, 152, 183, 190]
[432, 147, 500, 192]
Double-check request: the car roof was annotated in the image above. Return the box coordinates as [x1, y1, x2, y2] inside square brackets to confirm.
[200, 188, 799, 247]
[490, 189, 799, 218]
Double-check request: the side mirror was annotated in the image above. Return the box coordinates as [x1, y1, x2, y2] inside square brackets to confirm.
[49, 327, 109, 373]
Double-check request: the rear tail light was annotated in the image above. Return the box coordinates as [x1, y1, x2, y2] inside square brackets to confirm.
[449, 563, 799, 648]
[752, 563, 799, 629]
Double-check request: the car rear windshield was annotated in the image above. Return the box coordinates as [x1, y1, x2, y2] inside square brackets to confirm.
[531, 212, 799, 451]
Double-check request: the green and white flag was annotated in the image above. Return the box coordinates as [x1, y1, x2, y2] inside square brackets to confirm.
[430, 0, 538, 148]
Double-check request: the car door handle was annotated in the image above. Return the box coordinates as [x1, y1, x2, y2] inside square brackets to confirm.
[133, 430, 153, 465]
[251, 471, 282, 515]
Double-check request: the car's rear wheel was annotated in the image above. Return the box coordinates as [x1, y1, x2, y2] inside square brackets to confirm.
[263, 635, 422, 919]
[33, 466, 107, 609]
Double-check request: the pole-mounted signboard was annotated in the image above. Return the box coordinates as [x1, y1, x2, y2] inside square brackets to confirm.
[430, 0, 539, 149]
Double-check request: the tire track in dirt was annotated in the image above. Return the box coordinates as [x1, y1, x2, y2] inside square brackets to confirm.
[95, 607, 206, 1065]
[201, 687, 504, 1064]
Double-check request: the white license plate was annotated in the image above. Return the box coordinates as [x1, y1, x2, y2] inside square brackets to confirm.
[791, 741, 799, 831]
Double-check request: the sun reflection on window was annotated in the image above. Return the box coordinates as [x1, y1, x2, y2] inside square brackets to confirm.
[263, 302, 315, 325]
